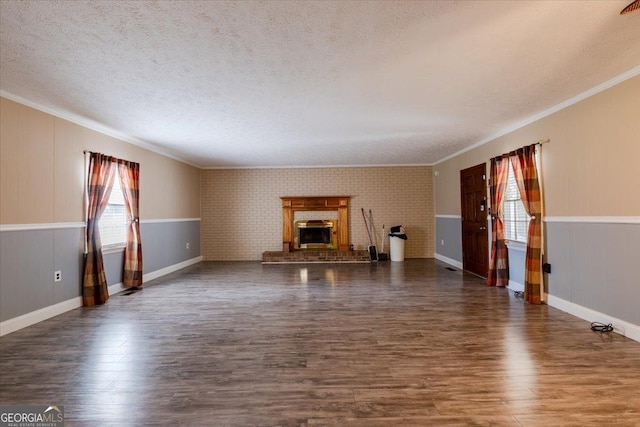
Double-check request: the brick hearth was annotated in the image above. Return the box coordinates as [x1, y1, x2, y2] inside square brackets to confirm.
[262, 250, 370, 264]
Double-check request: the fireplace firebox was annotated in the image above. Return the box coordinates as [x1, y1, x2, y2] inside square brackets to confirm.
[294, 220, 337, 250]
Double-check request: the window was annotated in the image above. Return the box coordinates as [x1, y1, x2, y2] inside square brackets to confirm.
[99, 177, 127, 250]
[503, 163, 530, 243]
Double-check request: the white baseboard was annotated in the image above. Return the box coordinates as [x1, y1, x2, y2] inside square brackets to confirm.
[508, 280, 524, 293]
[0, 256, 203, 337]
[0, 297, 82, 336]
[143, 256, 203, 282]
[434, 253, 463, 269]
[107, 256, 203, 295]
[547, 294, 640, 344]
[108, 282, 126, 296]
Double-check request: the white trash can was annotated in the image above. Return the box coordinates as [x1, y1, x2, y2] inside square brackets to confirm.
[389, 225, 408, 262]
[389, 236, 405, 262]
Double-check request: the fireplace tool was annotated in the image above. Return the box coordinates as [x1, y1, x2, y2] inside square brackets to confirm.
[378, 224, 388, 261]
[369, 209, 388, 261]
[361, 208, 378, 262]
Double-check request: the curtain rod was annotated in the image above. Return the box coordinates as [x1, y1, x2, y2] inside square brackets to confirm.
[83, 150, 139, 168]
[491, 139, 550, 162]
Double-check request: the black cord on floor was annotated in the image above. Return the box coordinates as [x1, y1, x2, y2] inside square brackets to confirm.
[591, 322, 614, 333]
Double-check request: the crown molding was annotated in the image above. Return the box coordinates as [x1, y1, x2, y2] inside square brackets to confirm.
[0, 90, 202, 169]
[434, 65, 640, 165]
[203, 163, 435, 170]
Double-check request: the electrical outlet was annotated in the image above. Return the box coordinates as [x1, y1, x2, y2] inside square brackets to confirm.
[54, 271, 62, 282]
[186, 242, 190, 250]
[441, 239, 445, 246]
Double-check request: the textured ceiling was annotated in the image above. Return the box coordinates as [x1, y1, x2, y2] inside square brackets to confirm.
[1, 1, 639, 168]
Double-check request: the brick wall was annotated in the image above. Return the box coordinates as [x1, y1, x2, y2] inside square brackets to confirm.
[201, 166, 434, 260]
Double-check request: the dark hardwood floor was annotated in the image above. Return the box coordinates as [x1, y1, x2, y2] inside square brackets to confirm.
[1, 260, 639, 426]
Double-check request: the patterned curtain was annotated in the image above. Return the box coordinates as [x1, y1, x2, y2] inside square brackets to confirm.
[510, 145, 543, 304]
[118, 160, 143, 288]
[83, 153, 117, 306]
[487, 154, 510, 287]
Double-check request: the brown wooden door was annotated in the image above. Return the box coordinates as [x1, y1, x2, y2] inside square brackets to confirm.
[460, 163, 488, 277]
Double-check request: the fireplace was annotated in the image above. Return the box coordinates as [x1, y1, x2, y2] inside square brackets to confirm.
[281, 196, 350, 252]
[294, 220, 337, 250]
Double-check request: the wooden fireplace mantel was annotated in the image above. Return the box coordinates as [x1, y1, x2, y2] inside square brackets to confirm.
[281, 196, 350, 252]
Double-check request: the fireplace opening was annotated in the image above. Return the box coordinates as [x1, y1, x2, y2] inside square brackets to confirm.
[300, 228, 331, 245]
[294, 220, 337, 250]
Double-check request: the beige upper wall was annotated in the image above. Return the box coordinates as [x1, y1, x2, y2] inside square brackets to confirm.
[201, 167, 434, 260]
[0, 97, 200, 224]
[435, 75, 640, 216]
[5, 73, 635, 225]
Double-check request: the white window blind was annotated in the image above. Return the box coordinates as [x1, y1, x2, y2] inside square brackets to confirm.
[503, 163, 530, 243]
[99, 177, 127, 249]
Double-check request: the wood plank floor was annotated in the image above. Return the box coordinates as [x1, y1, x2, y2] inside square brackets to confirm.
[1, 260, 639, 426]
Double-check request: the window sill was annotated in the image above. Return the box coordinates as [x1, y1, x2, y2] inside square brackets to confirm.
[102, 245, 126, 254]
[505, 241, 527, 252]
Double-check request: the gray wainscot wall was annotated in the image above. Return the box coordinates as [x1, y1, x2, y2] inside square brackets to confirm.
[545, 220, 640, 327]
[435, 216, 463, 265]
[0, 227, 84, 322]
[435, 216, 639, 330]
[435, 215, 526, 292]
[506, 244, 525, 291]
[0, 219, 201, 324]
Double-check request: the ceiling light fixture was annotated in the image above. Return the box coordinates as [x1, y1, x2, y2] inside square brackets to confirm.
[621, 0, 640, 14]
